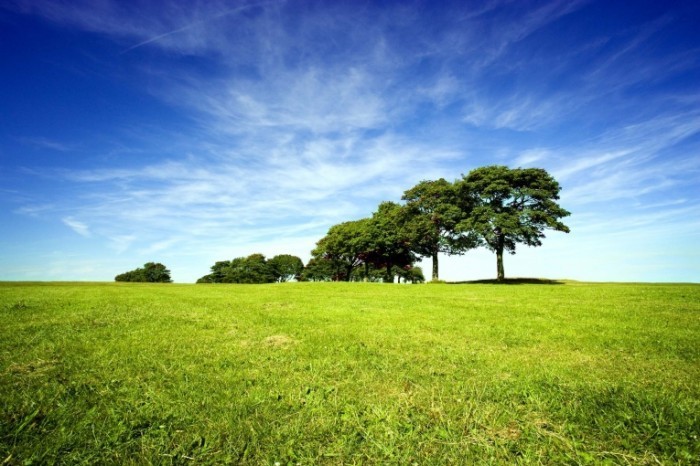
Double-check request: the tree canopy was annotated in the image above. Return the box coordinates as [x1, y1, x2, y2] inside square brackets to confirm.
[457, 165, 570, 281]
[365, 201, 417, 283]
[311, 209, 423, 283]
[311, 219, 374, 281]
[300, 257, 336, 282]
[115, 262, 172, 283]
[196, 253, 300, 284]
[402, 179, 478, 280]
[268, 254, 305, 282]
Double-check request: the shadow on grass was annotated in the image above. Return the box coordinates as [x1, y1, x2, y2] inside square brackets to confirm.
[448, 278, 566, 285]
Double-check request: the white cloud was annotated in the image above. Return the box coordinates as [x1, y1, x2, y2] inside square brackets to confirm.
[4, 0, 700, 283]
[62, 217, 91, 237]
[514, 149, 551, 167]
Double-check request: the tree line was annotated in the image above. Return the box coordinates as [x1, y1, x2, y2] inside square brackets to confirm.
[115, 165, 570, 283]
[193, 253, 425, 284]
[307, 165, 570, 282]
[196, 254, 304, 284]
[115, 262, 172, 283]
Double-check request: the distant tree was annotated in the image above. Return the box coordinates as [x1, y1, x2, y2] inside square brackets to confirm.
[115, 270, 144, 282]
[210, 260, 233, 282]
[241, 253, 276, 284]
[268, 254, 304, 282]
[366, 201, 417, 283]
[396, 265, 425, 284]
[457, 165, 570, 281]
[197, 260, 234, 283]
[221, 257, 246, 283]
[142, 262, 172, 283]
[196, 254, 275, 284]
[300, 257, 335, 282]
[312, 219, 373, 281]
[115, 262, 172, 283]
[402, 179, 478, 280]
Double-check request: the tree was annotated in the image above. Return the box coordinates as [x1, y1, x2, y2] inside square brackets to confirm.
[366, 201, 417, 283]
[115, 262, 172, 283]
[268, 254, 304, 282]
[300, 257, 335, 281]
[198, 260, 233, 283]
[457, 165, 570, 281]
[396, 265, 425, 284]
[402, 178, 478, 280]
[312, 219, 373, 281]
[241, 253, 276, 283]
[115, 269, 144, 282]
[196, 254, 276, 284]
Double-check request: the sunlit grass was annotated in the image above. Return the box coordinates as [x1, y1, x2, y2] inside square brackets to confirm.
[1, 281, 698, 464]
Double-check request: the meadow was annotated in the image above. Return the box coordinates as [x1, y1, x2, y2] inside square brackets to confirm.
[1, 281, 698, 465]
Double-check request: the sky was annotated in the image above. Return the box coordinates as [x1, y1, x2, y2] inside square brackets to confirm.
[1, 0, 699, 283]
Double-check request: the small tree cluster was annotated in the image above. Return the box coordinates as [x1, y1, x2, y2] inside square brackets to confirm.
[115, 262, 172, 283]
[309, 202, 426, 282]
[197, 254, 304, 284]
[313, 165, 570, 282]
[195, 251, 423, 284]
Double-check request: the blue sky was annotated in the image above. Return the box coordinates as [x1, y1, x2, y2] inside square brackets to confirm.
[1, 0, 699, 283]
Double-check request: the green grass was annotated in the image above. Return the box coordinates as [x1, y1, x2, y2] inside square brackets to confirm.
[1, 281, 698, 464]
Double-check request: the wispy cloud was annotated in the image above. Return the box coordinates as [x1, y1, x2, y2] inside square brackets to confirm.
[51, 132, 461, 247]
[7, 0, 268, 55]
[3, 0, 699, 282]
[19, 137, 73, 152]
[547, 112, 700, 206]
[120, 2, 277, 54]
[471, 0, 591, 67]
[62, 217, 91, 237]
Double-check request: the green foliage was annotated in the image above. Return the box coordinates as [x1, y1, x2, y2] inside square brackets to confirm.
[1, 282, 698, 464]
[401, 179, 479, 280]
[268, 254, 304, 282]
[197, 254, 277, 284]
[365, 202, 417, 282]
[311, 219, 374, 281]
[300, 257, 335, 282]
[115, 262, 172, 283]
[311, 204, 423, 283]
[457, 166, 570, 281]
[396, 265, 425, 283]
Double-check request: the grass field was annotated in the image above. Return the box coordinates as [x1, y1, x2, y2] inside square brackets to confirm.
[1, 281, 698, 464]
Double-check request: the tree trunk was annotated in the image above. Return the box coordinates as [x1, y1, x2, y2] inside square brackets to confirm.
[496, 236, 505, 282]
[432, 251, 439, 281]
[385, 263, 393, 283]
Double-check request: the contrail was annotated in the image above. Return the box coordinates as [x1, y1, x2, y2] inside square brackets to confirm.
[120, 1, 277, 54]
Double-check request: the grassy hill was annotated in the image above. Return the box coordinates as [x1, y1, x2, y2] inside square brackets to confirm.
[1, 281, 698, 464]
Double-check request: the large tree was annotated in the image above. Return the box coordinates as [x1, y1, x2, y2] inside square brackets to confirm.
[457, 165, 570, 281]
[402, 178, 478, 280]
